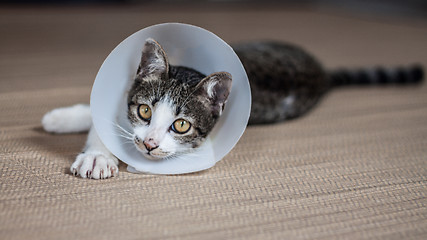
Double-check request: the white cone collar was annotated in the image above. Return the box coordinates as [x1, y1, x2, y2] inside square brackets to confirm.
[90, 23, 251, 174]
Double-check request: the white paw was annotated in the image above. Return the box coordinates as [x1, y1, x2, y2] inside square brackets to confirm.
[71, 152, 119, 179]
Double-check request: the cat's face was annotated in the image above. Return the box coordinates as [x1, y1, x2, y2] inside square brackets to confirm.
[127, 39, 232, 160]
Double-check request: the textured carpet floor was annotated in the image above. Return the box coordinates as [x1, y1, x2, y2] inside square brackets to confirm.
[0, 5, 426, 240]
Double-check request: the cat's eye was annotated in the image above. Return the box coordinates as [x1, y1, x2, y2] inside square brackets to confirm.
[138, 104, 152, 121]
[172, 119, 191, 134]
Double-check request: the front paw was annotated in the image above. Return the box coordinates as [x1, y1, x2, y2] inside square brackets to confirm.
[71, 152, 118, 179]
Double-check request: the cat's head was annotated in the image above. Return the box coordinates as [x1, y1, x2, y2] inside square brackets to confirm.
[127, 38, 232, 160]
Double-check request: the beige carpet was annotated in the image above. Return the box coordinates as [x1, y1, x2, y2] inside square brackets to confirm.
[1, 5, 426, 240]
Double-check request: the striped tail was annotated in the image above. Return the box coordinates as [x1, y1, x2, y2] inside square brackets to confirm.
[330, 65, 424, 87]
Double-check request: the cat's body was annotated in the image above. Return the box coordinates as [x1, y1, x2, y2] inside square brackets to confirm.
[234, 41, 328, 124]
[42, 39, 424, 179]
[234, 41, 423, 124]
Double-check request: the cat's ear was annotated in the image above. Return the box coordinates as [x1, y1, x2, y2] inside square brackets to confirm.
[137, 38, 169, 79]
[196, 72, 232, 117]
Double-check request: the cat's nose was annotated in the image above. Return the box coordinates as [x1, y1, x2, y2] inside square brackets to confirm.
[143, 138, 159, 151]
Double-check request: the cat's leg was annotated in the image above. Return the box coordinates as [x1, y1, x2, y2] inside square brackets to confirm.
[42, 104, 92, 133]
[42, 104, 119, 179]
[71, 127, 119, 179]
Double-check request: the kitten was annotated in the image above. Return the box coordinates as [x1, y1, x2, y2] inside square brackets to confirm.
[42, 39, 424, 179]
[42, 39, 232, 179]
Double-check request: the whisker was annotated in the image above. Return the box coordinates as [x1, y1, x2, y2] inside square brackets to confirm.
[162, 148, 201, 163]
[114, 123, 133, 137]
[120, 140, 134, 146]
[179, 87, 199, 110]
[96, 116, 134, 139]
[113, 133, 133, 141]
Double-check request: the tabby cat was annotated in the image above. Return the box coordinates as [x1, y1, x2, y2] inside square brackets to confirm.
[42, 38, 423, 179]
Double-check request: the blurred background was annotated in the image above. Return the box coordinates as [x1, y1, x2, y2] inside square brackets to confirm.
[2, 0, 427, 18]
[1, 0, 426, 93]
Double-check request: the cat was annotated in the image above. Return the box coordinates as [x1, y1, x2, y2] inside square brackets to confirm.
[43, 39, 232, 179]
[42, 38, 424, 179]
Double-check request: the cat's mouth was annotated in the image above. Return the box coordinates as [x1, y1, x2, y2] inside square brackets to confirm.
[144, 150, 171, 160]
[133, 143, 174, 160]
